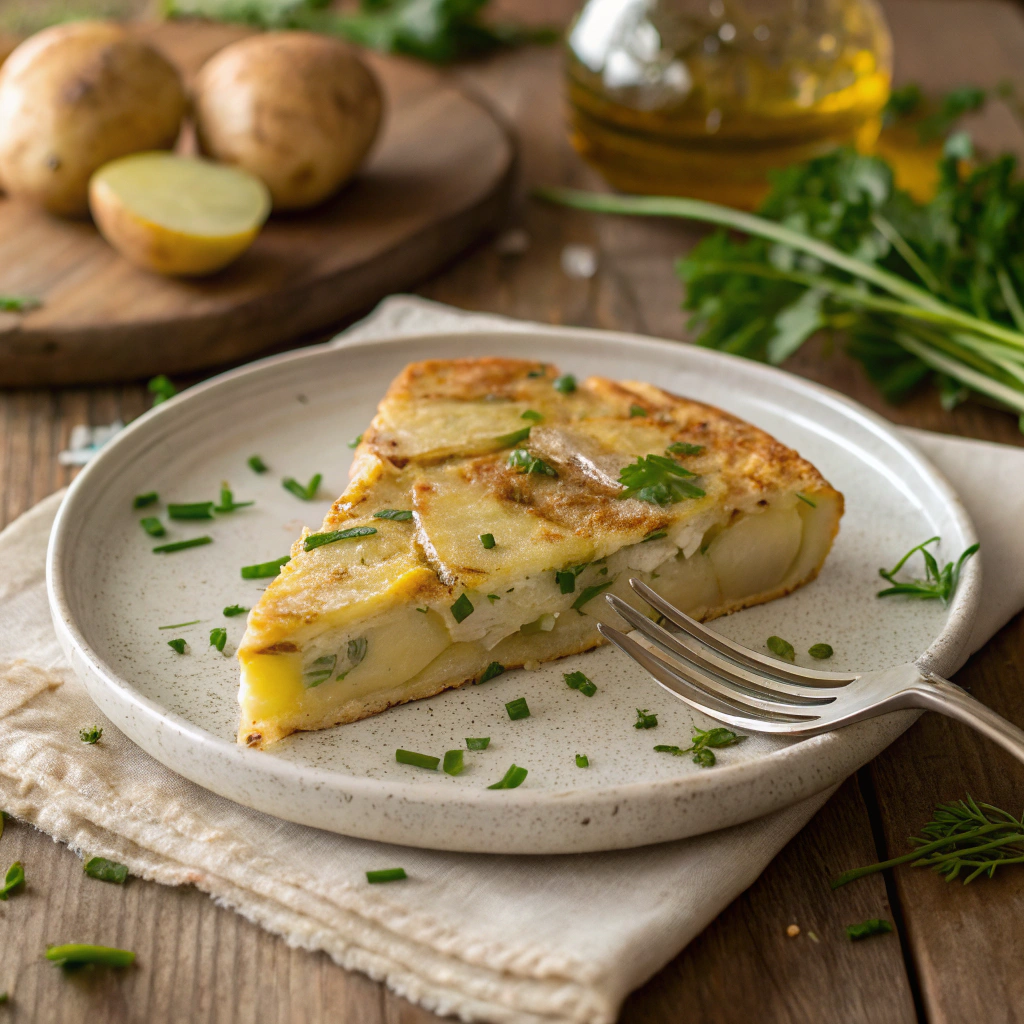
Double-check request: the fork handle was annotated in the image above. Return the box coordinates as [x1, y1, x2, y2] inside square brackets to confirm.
[909, 672, 1024, 765]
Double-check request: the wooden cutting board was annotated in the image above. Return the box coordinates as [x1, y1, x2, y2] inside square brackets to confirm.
[0, 21, 516, 386]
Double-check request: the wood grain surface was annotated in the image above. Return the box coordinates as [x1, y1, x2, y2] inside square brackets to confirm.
[1, 0, 1024, 1021]
[0, 21, 515, 387]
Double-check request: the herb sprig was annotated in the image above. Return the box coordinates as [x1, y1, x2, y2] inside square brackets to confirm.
[877, 537, 979, 604]
[655, 726, 745, 767]
[618, 454, 704, 505]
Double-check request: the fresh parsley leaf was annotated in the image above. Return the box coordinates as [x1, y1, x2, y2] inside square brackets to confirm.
[366, 868, 406, 883]
[84, 857, 128, 884]
[282, 474, 322, 501]
[478, 661, 504, 683]
[506, 449, 557, 476]
[505, 697, 530, 720]
[241, 555, 289, 578]
[248, 455, 268, 473]
[133, 492, 158, 509]
[304, 526, 377, 551]
[147, 374, 176, 406]
[618, 454, 704, 505]
[0, 861, 24, 900]
[487, 764, 528, 789]
[373, 509, 413, 521]
[563, 670, 596, 696]
[450, 593, 474, 623]
[808, 643, 834, 659]
[223, 605, 249, 617]
[767, 635, 795, 661]
[654, 726, 745, 767]
[633, 708, 658, 729]
[878, 537, 979, 605]
[209, 627, 227, 653]
[167, 638, 187, 654]
[572, 579, 615, 612]
[79, 726, 102, 744]
[846, 919, 894, 941]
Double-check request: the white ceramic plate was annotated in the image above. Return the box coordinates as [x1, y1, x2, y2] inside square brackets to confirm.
[47, 327, 980, 854]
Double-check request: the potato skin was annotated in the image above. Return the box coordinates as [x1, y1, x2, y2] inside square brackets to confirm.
[0, 22, 185, 217]
[194, 32, 383, 211]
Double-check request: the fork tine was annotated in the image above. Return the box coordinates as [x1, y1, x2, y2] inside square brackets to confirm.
[597, 623, 819, 728]
[604, 594, 839, 708]
[628, 578, 859, 686]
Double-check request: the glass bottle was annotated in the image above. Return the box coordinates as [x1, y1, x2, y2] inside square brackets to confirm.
[566, 0, 893, 208]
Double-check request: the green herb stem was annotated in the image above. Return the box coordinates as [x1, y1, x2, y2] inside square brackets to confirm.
[153, 537, 213, 554]
[241, 556, 290, 578]
[395, 749, 439, 770]
[366, 868, 406, 883]
[45, 944, 135, 968]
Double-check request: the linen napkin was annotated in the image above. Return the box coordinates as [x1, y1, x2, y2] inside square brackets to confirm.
[1, 297, 1023, 1024]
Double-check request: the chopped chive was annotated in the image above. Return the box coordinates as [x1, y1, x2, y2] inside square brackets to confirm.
[0, 861, 24, 900]
[139, 517, 165, 537]
[563, 670, 597, 696]
[83, 857, 128, 884]
[526, 367, 547, 378]
[575, 754, 589, 768]
[373, 509, 413, 521]
[486, 594, 500, 603]
[366, 868, 406, 883]
[478, 661, 504, 683]
[347, 435, 363, 449]
[634, 708, 658, 729]
[507, 448, 557, 476]
[642, 530, 667, 543]
[304, 526, 377, 551]
[487, 764, 528, 789]
[846, 919, 893, 941]
[223, 605, 249, 617]
[572, 579, 615, 612]
[553, 374, 576, 394]
[808, 643, 834, 660]
[395, 749, 440, 770]
[666, 442, 704, 456]
[466, 737, 490, 750]
[79, 726, 102, 744]
[450, 594, 474, 623]
[505, 697, 530, 721]
[153, 536, 213, 554]
[629, 404, 647, 417]
[415, 606, 429, 613]
[521, 409, 543, 422]
[148, 374, 176, 406]
[167, 502, 214, 520]
[767, 635, 796, 661]
[248, 455, 268, 473]
[158, 620, 200, 629]
[133, 492, 158, 509]
[209, 628, 227, 653]
[282, 474, 322, 501]
[796, 492, 817, 508]
[241, 555, 290, 578]
[45, 944, 135, 968]
[479, 533, 496, 549]
[496, 426, 532, 447]
[213, 483, 254, 513]
[167, 638, 187, 654]
[443, 750, 465, 776]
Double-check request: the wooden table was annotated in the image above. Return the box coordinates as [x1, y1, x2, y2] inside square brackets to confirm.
[2, 0, 1024, 1020]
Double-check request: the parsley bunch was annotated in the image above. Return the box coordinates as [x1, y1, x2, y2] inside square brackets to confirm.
[538, 136, 1024, 428]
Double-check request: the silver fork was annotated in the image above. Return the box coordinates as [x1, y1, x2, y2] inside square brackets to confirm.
[598, 578, 1024, 764]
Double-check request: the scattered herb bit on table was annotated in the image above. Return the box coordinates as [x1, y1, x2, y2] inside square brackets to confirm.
[878, 536, 979, 604]
[563, 670, 597, 697]
[366, 868, 407, 884]
[79, 726, 102, 744]
[466, 737, 490, 750]
[0, 861, 24, 900]
[575, 754, 589, 768]
[241, 556, 290, 579]
[45, 944, 135, 968]
[209, 628, 227, 653]
[154, 537, 213, 554]
[634, 708, 658, 729]
[767, 635, 796, 661]
[505, 697, 530, 721]
[84, 857, 128, 884]
[395, 749, 440, 770]
[147, 374, 176, 406]
[846, 919, 894, 941]
[808, 643, 834, 659]
[167, 638, 187, 654]
[248, 455, 268, 473]
[487, 764, 528, 789]
[223, 605, 249, 617]
[282, 473, 322, 501]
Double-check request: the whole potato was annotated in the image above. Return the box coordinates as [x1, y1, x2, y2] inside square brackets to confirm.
[194, 32, 383, 211]
[0, 22, 185, 217]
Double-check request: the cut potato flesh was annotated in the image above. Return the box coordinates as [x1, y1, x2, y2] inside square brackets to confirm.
[237, 358, 843, 747]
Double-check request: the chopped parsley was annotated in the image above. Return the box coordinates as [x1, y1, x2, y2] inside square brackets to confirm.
[507, 448, 557, 476]
[366, 868, 406, 883]
[634, 708, 658, 729]
[526, 367, 547, 378]
[846, 919, 893, 941]
[575, 754, 589, 768]
[487, 764, 528, 789]
[167, 638, 187, 654]
[521, 409, 544, 422]
[133, 492, 158, 509]
[304, 526, 377, 551]
[148, 374, 176, 406]
[395, 749, 440, 770]
[248, 455, 268, 473]
[442, 750, 465, 776]
[629, 404, 647, 417]
[209, 628, 227, 652]
[796, 492, 817, 507]
[241, 555, 290, 578]
[486, 594, 500, 603]
[450, 593, 474, 623]
[45, 944, 135, 968]
[564, 671, 597, 696]
[553, 374, 576, 394]
[505, 697, 530, 720]
[79, 726, 103, 744]
[479, 533, 496, 549]
[555, 563, 588, 594]
[153, 537, 212, 554]
[655, 726, 745, 767]
[0, 861, 24, 900]
[347, 435, 363, 449]
[373, 509, 413, 521]
[223, 605, 249, 617]
[213, 483, 254, 513]
[572, 579, 615, 612]
[666, 442, 704, 456]
[168, 502, 214, 520]
[808, 643, 834, 659]
[139, 517, 166, 537]
[767, 635, 796, 661]
[642, 530, 667, 543]
[282, 473, 322, 501]
[496, 426, 533, 447]
[478, 662, 504, 683]
[466, 737, 491, 750]
[84, 857, 128, 884]
[618, 455, 704, 505]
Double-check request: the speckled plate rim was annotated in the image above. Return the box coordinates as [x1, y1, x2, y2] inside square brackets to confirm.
[46, 326, 981, 854]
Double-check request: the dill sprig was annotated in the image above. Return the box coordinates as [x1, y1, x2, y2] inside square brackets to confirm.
[877, 536, 979, 604]
[833, 796, 1024, 888]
